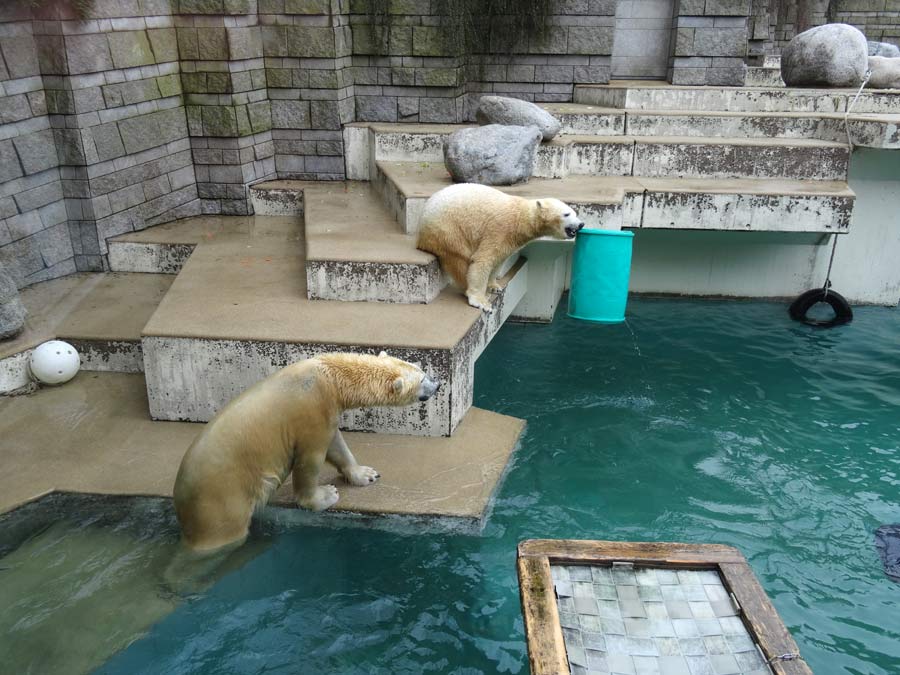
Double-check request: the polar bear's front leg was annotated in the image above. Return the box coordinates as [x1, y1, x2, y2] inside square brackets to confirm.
[466, 256, 495, 312]
[326, 430, 380, 487]
[293, 444, 340, 511]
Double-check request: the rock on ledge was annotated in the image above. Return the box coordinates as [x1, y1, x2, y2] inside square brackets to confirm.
[444, 124, 543, 185]
[782, 24, 869, 88]
[475, 95, 562, 141]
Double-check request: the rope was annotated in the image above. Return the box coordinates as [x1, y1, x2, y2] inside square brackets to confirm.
[844, 69, 872, 148]
[822, 233, 839, 299]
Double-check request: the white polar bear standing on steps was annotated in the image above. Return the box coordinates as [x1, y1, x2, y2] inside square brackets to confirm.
[416, 184, 584, 312]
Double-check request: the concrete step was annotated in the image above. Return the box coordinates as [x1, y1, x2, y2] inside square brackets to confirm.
[0, 273, 173, 393]
[349, 122, 850, 182]
[375, 160, 854, 235]
[574, 82, 900, 114]
[112, 185, 445, 305]
[375, 160, 635, 235]
[629, 136, 849, 181]
[0, 371, 525, 533]
[541, 103, 626, 135]
[622, 109, 899, 147]
[139, 211, 529, 436]
[744, 66, 784, 88]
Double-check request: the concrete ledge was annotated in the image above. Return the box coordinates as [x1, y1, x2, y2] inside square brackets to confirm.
[0, 372, 525, 533]
[0, 274, 172, 393]
[249, 181, 305, 216]
[108, 241, 196, 274]
[744, 66, 784, 88]
[376, 161, 853, 234]
[575, 82, 900, 114]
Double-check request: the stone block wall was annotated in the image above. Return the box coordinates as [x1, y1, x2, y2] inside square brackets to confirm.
[0, 1, 201, 287]
[0, 16, 70, 287]
[748, 0, 898, 58]
[668, 0, 750, 85]
[348, 0, 616, 123]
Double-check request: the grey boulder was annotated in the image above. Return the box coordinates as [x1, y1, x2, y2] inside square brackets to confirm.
[475, 95, 561, 141]
[0, 268, 26, 340]
[782, 24, 868, 87]
[444, 124, 542, 185]
[868, 56, 900, 89]
[868, 41, 900, 58]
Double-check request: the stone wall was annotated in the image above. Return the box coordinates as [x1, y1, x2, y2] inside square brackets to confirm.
[0, 0, 200, 287]
[748, 0, 899, 57]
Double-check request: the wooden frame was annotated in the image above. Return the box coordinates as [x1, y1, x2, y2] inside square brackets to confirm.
[517, 539, 812, 675]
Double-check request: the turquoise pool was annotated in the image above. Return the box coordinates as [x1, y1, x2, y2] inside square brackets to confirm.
[2, 298, 899, 674]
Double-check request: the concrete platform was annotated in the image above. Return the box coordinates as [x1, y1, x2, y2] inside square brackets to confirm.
[377, 160, 854, 234]
[138, 206, 528, 434]
[0, 372, 524, 532]
[0, 273, 173, 392]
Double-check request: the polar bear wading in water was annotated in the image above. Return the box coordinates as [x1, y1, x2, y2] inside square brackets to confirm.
[173, 352, 440, 553]
[416, 183, 584, 312]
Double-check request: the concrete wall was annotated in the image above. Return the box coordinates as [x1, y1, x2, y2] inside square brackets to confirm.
[628, 148, 900, 305]
[612, 0, 676, 79]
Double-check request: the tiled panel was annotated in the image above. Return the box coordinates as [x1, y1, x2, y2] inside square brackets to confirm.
[552, 564, 773, 675]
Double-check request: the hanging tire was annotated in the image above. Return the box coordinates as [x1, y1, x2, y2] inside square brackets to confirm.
[788, 287, 853, 328]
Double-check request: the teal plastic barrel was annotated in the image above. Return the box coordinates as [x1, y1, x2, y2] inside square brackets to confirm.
[567, 228, 635, 323]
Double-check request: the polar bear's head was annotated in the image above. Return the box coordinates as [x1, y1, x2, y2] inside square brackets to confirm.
[536, 198, 585, 239]
[379, 351, 441, 403]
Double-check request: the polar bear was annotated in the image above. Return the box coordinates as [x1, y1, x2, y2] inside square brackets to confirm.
[416, 184, 584, 311]
[173, 352, 440, 552]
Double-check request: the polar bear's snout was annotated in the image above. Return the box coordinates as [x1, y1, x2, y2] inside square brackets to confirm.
[565, 221, 585, 238]
[418, 374, 440, 401]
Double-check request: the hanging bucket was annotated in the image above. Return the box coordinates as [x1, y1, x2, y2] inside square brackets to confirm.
[567, 228, 634, 324]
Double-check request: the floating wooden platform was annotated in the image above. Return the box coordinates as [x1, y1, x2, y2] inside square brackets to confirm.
[517, 539, 811, 675]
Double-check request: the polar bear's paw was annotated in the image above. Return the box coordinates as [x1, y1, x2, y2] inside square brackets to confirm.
[466, 293, 493, 313]
[298, 485, 340, 511]
[488, 280, 503, 291]
[344, 465, 380, 487]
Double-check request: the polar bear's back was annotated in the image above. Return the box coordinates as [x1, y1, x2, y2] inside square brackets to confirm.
[418, 183, 522, 244]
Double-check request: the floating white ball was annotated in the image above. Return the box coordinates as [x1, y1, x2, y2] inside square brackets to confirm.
[30, 340, 81, 385]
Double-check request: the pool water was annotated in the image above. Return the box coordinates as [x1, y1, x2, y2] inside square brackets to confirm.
[2, 298, 899, 674]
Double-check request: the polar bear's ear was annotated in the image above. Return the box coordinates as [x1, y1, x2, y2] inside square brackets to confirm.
[379, 350, 388, 358]
[392, 377, 404, 393]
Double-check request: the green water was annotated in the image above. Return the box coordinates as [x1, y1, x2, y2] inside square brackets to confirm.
[2, 299, 899, 674]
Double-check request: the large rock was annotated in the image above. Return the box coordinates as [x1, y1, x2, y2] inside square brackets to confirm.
[782, 24, 868, 88]
[868, 56, 900, 89]
[0, 268, 26, 340]
[868, 41, 900, 58]
[444, 124, 542, 185]
[475, 96, 561, 141]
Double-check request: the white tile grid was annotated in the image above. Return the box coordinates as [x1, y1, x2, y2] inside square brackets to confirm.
[551, 565, 774, 675]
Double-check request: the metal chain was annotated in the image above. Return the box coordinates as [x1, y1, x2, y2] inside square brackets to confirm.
[767, 652, 805, 664]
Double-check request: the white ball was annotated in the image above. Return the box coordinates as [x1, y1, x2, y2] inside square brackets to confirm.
[30, 340, 81, 385]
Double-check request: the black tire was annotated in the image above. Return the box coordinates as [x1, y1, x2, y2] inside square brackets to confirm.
[788, 288, 853, 327]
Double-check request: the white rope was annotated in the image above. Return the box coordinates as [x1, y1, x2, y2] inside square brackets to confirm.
[844, 69, 872, 149]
